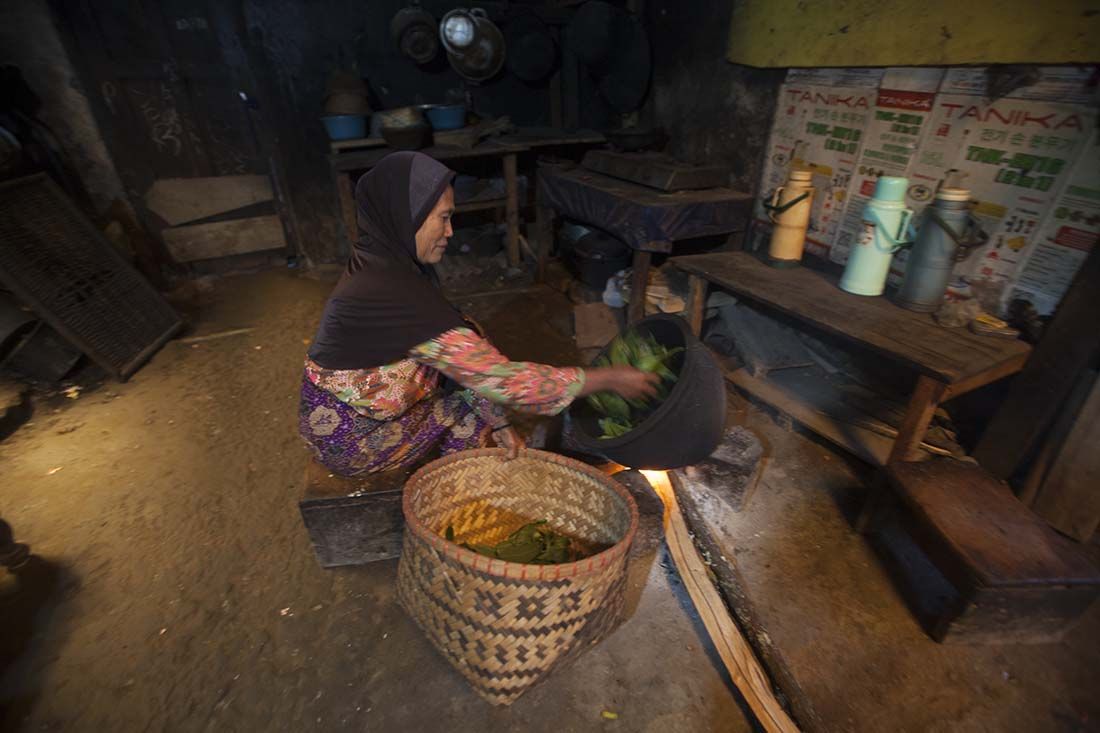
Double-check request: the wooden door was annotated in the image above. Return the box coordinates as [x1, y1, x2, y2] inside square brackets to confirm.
[54, 0, 294, 264]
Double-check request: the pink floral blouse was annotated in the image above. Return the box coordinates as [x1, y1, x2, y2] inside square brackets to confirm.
[304, 327, 584, 425]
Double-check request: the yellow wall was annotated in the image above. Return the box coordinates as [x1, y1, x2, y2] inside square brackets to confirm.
[727, 0, 1100, 67]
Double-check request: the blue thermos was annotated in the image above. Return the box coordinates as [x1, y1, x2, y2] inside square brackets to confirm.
[839, 177, 914, 297]
[896, 187, 974, 312]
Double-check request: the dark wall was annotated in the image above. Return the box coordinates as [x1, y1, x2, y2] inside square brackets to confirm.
[242, 0, 560, 265]
[646, 0, 784, 194]
[0, 0, 127, 216]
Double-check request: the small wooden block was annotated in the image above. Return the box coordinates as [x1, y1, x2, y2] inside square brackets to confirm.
[573, 302, 619, 349]
[672, 426, 765, 513]
[885, 459, 1100, 643]
[299, 459, 410, 568]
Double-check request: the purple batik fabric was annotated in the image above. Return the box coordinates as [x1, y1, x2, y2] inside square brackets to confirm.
[298, 376, 489, 476]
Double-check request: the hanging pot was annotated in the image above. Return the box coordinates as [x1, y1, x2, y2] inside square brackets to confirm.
[440, 8, 506, 83]
[391, 5, 439, 64]
[505, 12, 558, 82]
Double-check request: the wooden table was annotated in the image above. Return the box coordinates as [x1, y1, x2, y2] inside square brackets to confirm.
[536, 165, 753, 323]
[673, 251, 1033, 464]
[329, 129, 605, 268]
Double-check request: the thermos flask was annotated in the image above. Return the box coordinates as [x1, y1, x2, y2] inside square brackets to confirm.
[896, 187, 973, 312]
[766, 170, 815, 268]
[839, 176, 914, 297]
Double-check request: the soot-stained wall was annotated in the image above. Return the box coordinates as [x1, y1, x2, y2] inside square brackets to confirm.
[243, 0, 560, 264]
[0, 0, 127, 215]
[647, 0, 785, 194]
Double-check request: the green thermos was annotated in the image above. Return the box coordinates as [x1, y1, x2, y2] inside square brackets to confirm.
[839, 177, 914, 297]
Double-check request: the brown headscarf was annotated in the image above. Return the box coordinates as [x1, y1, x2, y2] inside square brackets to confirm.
[307, 152, 465, 369]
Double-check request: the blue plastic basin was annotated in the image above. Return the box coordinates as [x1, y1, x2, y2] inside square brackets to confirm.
[424, 105, 466, 131]
[322, 114, 367, 140]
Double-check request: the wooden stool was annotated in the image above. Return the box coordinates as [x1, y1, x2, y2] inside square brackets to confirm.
[299, 458, 410, 568]
[865, 458, 1100, 643]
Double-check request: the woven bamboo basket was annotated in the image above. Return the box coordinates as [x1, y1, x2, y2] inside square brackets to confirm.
[397, 448, 638, 705]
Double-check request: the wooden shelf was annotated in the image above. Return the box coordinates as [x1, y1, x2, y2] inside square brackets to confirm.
[454, 198, 506, 214]
[715, 356, 953, 467]
[328, 137, 386, 153]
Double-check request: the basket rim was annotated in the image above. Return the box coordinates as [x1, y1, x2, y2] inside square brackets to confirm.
[402, 447, 639, 581]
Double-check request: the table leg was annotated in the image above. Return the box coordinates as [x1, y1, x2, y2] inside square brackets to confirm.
[686, 275, 707, 336]
[628, 250, 651, 324]
[535, 192, 554, 283]
[335, 172, 357, 248]
[503, 153, 520, 268]
[888, 375, 949, 464]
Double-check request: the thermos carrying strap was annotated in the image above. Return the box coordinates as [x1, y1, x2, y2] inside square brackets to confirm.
[865, 207, 915, 253]
[926, 208, 987, 262]
[764, 190, 811, 223]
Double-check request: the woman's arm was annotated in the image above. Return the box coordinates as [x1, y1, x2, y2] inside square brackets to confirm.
[410, 327, 584, 415]
[409, 327, 658, 415]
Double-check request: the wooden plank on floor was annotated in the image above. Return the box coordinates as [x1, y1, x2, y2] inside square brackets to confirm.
[668, 469, 823, 731]
[162, 215, 286, 263]
[643, 469, 801, 733]
[145, 175, 273, 226]
[1031, 371, 1100, 542]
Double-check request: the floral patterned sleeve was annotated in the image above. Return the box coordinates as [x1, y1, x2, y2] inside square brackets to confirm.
[410, 327, 585, 416]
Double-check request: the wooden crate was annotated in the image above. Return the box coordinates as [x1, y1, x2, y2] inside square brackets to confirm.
[299, 459, 409, 567]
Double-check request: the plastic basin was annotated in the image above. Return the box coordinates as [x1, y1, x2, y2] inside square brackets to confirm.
[424, 104, 466, 131]
[322, 114, 366, 140]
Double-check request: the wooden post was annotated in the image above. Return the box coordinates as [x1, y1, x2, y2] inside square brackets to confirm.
[535, 170, 554, 282]
[334, 171, 357, 249]
[503, 153, 520, 267]
[628, 249, 652, 324]
[686, 274, 707, 336]
[888, 375, 948, 464]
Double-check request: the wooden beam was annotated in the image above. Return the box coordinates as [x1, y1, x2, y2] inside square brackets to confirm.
[670, 470, 823, 731]
[974, 244, 1100, 478]
[643, 470, 801, 733]
[1031, 371, 1100, 542]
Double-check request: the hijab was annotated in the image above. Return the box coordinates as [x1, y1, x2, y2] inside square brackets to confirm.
[307, 152, 465, 369]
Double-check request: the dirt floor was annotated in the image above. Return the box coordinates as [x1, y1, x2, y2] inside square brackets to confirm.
[2, 266, 1098, 732]
[707, 391, 1100, 733]
[0, 270, 752, 732]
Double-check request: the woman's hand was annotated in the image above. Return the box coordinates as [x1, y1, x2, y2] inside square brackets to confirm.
[491, 425, 525, 459]
[580, 367, 661, 401]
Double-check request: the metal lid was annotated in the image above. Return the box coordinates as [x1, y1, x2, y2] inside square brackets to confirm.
[935, 186, 971, 202]
[872, 176, 908, 202]
[789, 169, 813, 182]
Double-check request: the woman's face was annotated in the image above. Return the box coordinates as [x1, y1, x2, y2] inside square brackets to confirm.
[414, 186, 455, 265]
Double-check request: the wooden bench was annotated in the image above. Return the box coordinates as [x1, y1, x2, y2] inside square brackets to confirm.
[673, 251, 1032, 465]
[299, 459, 410, 568]
[866, 459, 1100, 643]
